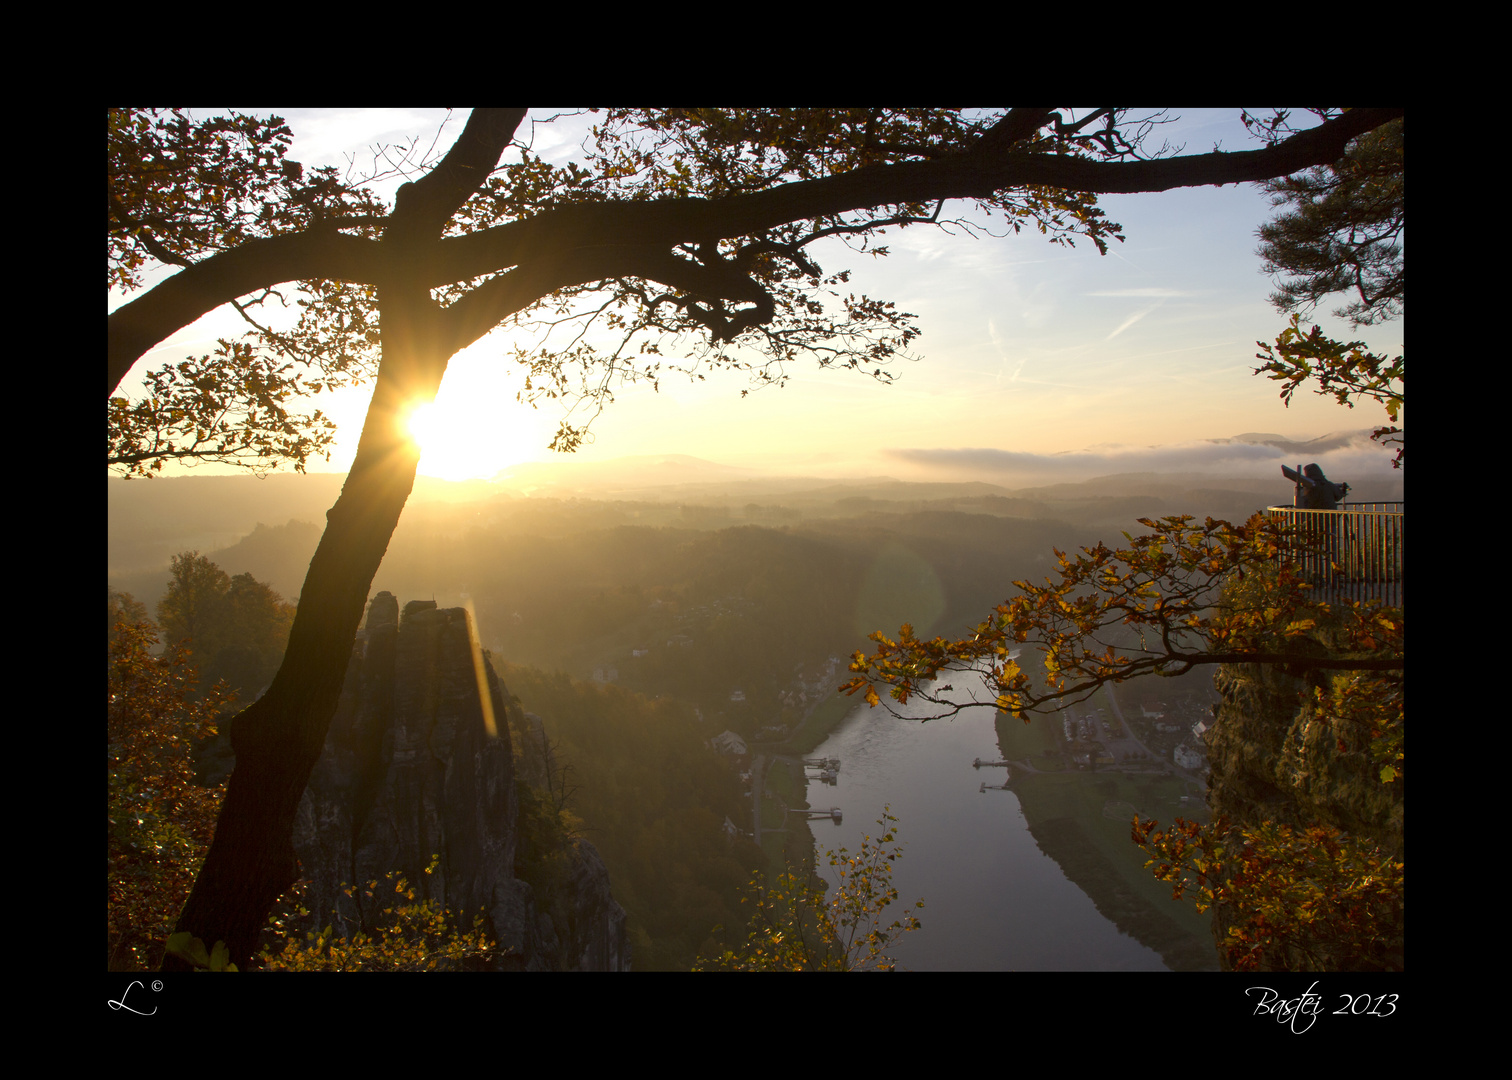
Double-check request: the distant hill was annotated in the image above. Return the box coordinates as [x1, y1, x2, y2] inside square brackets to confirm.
[107, 472, 345, 574]
[107, 432, 1404, 611]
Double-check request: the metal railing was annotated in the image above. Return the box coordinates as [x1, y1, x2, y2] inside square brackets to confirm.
[1265, 502, 1404, 609]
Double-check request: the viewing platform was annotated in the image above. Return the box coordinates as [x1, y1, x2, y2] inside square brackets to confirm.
[1265, 501, 1403, 609]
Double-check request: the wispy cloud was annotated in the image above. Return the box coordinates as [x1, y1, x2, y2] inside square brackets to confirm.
[1106, 304, 1159, 340]
[986, 318, 1027, 382]
[1094, 288, 1200, 341]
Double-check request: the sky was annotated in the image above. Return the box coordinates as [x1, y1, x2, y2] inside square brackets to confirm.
[109, 108, 1404, 491]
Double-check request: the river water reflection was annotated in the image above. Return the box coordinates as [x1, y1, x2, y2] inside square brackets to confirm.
[804, 690, 1168, 971]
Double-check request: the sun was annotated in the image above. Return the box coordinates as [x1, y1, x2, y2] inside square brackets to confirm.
[405, 399, 543, 481]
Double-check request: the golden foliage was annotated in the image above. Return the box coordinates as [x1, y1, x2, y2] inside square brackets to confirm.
[843, 513, 1402, 722]
[258, 859, 499, 972]
[1133, 815, 1403, 971]
[695, 807, 922, 971]
[107, 618, 231, 970]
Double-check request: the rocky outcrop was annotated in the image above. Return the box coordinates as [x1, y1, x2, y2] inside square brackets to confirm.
[288, 592, 629, 970]
[1206, 662, 1402, 847]
[1203, 660, 1403, 969]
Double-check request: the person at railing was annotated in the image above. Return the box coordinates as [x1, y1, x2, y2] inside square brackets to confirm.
[1282, 462, 1350, 510]
[1278, 463, 1352, 587]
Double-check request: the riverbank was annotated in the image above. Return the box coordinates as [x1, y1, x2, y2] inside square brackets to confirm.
[994, 696, 1218, 971]
[766, 688, 861, 757]
[748, 682, 864, 867]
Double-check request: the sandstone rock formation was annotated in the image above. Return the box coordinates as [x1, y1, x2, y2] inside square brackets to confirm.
[288, 592, 629, 970]
[1203, 660, 1403, 970]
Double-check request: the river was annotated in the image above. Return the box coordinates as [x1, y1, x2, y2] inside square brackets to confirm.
[802, 687, 1173, 971]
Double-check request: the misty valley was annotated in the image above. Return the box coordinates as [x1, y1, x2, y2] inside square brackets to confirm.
[110, 459, 1399, 970]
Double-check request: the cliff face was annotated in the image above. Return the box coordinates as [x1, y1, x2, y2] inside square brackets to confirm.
[289, 592, 629, 970]
[1204, 660, 1403, 969]
[1207, 662, 1402, 844]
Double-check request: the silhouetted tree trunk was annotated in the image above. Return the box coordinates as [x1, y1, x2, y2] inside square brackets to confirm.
[166, 221, 479, 968]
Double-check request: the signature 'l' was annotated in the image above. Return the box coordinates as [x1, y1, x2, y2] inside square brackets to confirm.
[108, 980, 157, 1016]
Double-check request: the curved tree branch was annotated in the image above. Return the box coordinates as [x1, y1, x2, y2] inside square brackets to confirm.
[388, 108, 528, 242]
[108, 231, 383, 396]
[842, 512, 1404, 724]
[110, 108, 1402, 397]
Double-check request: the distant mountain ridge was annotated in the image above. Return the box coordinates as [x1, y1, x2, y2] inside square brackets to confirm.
[108, 430, 1402, 601]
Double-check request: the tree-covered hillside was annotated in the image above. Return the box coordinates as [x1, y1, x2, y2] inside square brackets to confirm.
[499, 664, 764, 970]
